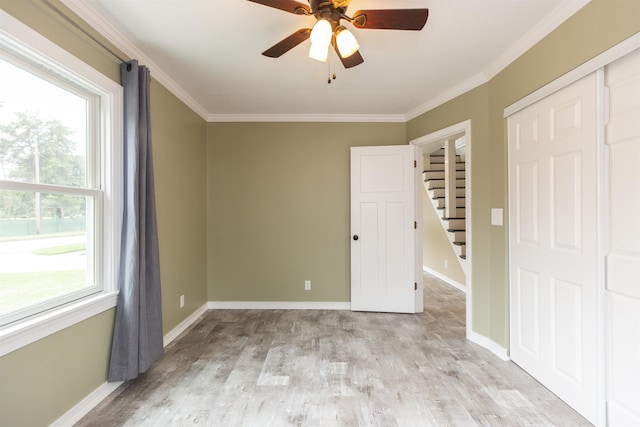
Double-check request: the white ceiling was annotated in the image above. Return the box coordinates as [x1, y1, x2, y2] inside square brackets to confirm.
[63, 0, 589, 121]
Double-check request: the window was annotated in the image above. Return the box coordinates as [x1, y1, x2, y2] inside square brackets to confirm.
[0, 10, 122, 355]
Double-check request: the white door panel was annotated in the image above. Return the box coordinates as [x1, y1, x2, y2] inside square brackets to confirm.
[351, 146, 420, 313]
[509, 72, 598, 423]
[604, 48, 640, 426]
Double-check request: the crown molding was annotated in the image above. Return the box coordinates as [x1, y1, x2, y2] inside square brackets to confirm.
[60, 0, 209, 121]
[482, 0, 591, 81]
[405, 73, 488, 121]
[61, 0, 591, 124]
[405, 0, 591, 122]
[207, 113, 406, 123]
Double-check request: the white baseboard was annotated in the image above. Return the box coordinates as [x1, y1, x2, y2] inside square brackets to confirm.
[52, 299, 505, 427]
[208, 301, 351, 310]
[52, 303, 208, 427]
[423, 266, 466, 293]
[163, 302, 208, 347]
[51, 380, 124, 427]
[468, 330, 510, 361]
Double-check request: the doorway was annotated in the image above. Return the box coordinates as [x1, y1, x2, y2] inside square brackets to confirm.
[410, 120, 472, 338]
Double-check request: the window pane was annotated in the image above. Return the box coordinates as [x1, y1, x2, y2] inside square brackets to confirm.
[0, 190, 93, 318]
[0, 57, 87, 187]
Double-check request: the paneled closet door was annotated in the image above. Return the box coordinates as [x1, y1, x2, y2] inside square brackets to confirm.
[604, 48, 640, 426]
[508, 73, 598, 423]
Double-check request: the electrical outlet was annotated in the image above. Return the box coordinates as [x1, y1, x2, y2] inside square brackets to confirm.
[179, 294, 184, 308]
[304, 280, 311, 291]
[444, 259, 448, 269]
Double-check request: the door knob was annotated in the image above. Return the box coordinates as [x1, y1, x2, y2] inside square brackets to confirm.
[353, 235, 359, 241]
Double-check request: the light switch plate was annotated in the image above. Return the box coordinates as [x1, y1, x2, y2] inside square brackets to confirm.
[491, 208, 503, 226]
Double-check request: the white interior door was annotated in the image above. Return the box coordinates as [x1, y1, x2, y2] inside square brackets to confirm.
[350, 145, 421, 313]
[604, 49, 640, 426]
[508, 73, 598, 423]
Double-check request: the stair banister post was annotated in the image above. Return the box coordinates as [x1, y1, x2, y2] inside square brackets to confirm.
[444, 139, 457, 219]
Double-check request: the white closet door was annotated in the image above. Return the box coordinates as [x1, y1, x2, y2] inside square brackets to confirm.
[604, 48, 640, 426]
[508, 73, 598, 423]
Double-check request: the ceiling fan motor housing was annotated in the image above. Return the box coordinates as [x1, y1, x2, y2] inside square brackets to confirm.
[310, 0, 347, 17]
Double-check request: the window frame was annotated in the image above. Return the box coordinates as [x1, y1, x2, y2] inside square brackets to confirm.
[0, 9, 122, 356]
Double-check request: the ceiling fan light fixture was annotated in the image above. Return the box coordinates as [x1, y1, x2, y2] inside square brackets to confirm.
[308, 43, 329, 62]
[310, 19, 332, 47]
[335, 26, 359, 58]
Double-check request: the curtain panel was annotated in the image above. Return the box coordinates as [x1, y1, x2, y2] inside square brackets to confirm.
[108, 60, 163, 382]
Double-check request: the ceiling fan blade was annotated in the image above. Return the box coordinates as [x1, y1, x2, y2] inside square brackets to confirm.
[352, 9, 429, 30]
[247, 0, 310, 15]
[262, 29, 311, 58]
[333, 42, 364, 68]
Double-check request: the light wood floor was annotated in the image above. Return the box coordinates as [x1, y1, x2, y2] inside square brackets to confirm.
[76, 274, 590, 426]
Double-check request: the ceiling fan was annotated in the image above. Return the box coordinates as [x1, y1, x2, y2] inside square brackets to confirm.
[248, 0, 429, 69]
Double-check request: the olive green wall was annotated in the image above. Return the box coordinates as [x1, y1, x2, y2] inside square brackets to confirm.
[152, 80, 208, 331]
[0, 1, 208, 425]
[0, 311, 115, 426]
[2, 0, 639, 424]
[207, 122, 405, 302]
[421, 187, 466, 285]
[407, 0, 640, 348]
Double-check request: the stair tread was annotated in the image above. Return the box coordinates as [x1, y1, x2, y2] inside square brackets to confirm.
[460, 255, 466, 260]
[443, 217, 465, 220]
[447, 229, 465, 232]
[426, 184, 466, 188]
[453, 241, 466, 245]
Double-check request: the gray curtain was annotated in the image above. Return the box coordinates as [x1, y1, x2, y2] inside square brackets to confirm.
[108, 60, 163, 382]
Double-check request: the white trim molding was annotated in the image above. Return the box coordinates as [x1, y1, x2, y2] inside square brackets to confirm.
[0, 8, 123, 357]
[406, 73, 488, 121]
[162, 303, 209, 347]
[504, 32, 640, 118]
[50, 380, 124, 427]
[411, 119, 473, 341]
[52, 302, 210, 426]
[208, 301, 351, 310]
[406, 0, 590, 121]
[468, 331, 510, 362]
[207, 113, 406, 123]
[63, 0, 589, 123]
[0, 293, 117, 357]
[60, 0, 209, 120]
[423, 266, 466, 293]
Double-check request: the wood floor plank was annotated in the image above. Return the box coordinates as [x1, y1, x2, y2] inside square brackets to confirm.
[76, 274, 590, 426]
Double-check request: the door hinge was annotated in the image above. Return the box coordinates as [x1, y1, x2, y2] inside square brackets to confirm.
[414, 282, 418, 291]
[414, 160, 417, 168]
[414, 221, 417, 229]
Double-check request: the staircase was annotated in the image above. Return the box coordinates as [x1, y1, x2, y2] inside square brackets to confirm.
[423, 145, 467, 272]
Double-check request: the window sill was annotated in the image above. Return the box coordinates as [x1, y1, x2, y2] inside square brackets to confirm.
[0, 292, 118, 357]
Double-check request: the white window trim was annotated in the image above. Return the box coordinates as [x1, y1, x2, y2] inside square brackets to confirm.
[0, 9, 122, 357]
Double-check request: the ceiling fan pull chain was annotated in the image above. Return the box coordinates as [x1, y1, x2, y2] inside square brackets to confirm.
[327, 51, 337, 84]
